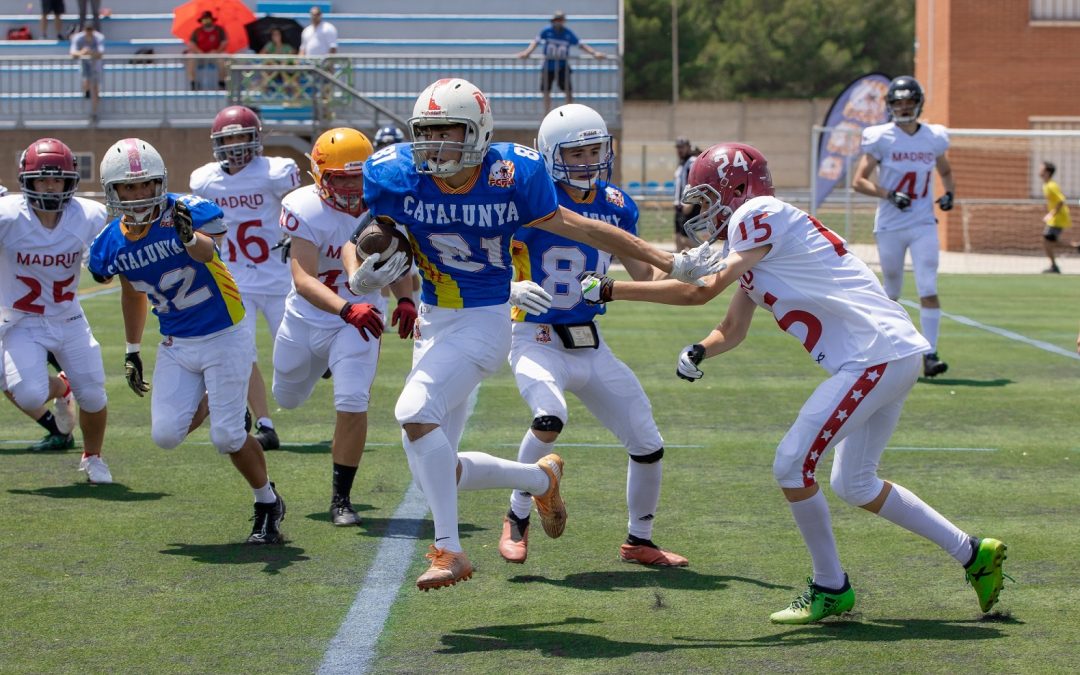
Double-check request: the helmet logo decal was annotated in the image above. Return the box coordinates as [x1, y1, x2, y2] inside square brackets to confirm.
[473, 91, 489, 114]
[122, 138, 144, 176]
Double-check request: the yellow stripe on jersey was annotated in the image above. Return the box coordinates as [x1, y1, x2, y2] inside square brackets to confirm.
[206, 253, 246, 324]
[432, 167, 481, 194]
[510, 240, 532, 322]
[413, 246, 464, 308]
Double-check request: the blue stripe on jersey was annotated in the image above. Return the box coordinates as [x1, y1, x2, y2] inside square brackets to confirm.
[87, 193, 245, 338]
[511, 181, 639, 324]
[364, 142, 559, 308]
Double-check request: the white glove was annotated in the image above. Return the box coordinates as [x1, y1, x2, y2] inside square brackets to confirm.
[509, 280, 553, 315]
[670, 241, 726, 287]
[348, 250, 409, 295]
[676, 344, 706, 382]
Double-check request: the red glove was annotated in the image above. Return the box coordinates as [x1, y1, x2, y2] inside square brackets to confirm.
[339, 302, 383, 341]
[392, 297, 417, 339]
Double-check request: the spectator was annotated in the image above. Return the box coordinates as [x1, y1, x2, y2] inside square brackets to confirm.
[673, 137, 701, 251]
[185, 10, 228, 91]
[299, 7, 337, 56]
[40, 0, 64, 40]
[77, 0, 100, 32]
[517, 10, 607, 112]
[259, 26, 297, 59]
[70, 24, 105, 124]
[1038, 161, 1072, 273]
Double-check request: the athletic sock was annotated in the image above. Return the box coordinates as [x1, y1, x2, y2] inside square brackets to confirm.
[877, 482, 972, 563]
[457, 451, 548, 493]
[788, 489, 846, 590]
[920, 307, 942, 350]
[257, 417, 274, 430]
[36, 411, 62, 436]
[510, 431, 555, 519]
[253, 481, 277, 504]
[332, 462, 358, 501]
[626, 457, 661, 540]
[403, 428, 462, 552]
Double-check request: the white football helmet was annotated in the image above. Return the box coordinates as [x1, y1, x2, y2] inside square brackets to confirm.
[537, 103, 613, 190]
[408, 78, 494, 176]
[100, 138, 168, 224]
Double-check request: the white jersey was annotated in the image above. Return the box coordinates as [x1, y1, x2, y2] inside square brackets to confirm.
[189, 155, 301, 296]
[861, 122, 949, 232]
[727, 196, 930, 374]
[279, 185, 384, 329]
[0, 195, 106, 320]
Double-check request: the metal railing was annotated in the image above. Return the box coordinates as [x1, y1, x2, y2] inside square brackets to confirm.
[0, 53, 622, 131]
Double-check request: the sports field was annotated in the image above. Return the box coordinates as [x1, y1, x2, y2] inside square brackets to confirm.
[2, 268, 1078, 673]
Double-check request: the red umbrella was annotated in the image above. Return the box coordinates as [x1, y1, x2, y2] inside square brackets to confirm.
[172, 0, 257, 54]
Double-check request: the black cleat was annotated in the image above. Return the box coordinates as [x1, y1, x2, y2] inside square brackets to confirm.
[330, 496, 361, 526]
[247, 484, 285, 545]
[922, 352, 949, 378]
[254, 424, 280, 451]
[321, 368, 333, 380]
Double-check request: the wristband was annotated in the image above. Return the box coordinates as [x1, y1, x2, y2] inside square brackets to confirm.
[182, 234, 198, 248]
[125, 342, 141, 354]
[338, 302, 353, 319]
[397, 297, 415, 307]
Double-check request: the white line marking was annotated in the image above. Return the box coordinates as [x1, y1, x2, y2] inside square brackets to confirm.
[318, 482, 428, 675]
[78, 285, 121, 300]
[900, 299, 1080, 360]
[889, 446, 998, 452]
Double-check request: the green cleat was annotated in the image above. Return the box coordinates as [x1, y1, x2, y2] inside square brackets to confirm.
[965, 538, 1007, 612]
[29, 433, 75, 452]
[770, 575, 855, 624]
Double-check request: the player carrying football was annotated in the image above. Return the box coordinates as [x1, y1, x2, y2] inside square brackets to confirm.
[88, 138, 285, 544]
[501, 104, 687, 567]
[343, 78, 722, 591]
[190, 105, 302, 451]
[583, 142, 1007, 623]
[0, 138, 112, 482]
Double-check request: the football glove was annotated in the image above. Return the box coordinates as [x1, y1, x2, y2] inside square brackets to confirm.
[391, 297, 417, 339]
[887, 189, 912, 211]
[271, 235, 292, 263]
[937, 191, 954, 211]
[509, 280, 554, 315]
[347, 250, 409, 295]
[670, 241, 726, 287]
[580, 272, 614, 305]
[124, 351, 150, 397]
[173, 200, 195, 245]
[90, 271, 112, 284]
[339, 302, 383, 341]
[676, 344, 706, 382]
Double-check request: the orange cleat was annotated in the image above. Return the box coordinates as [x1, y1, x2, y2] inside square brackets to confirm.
[498, 513, 529, 564]
[619, 543, 689, 567]
[532, 454, 566, 539]
[416, 545, 473, 591]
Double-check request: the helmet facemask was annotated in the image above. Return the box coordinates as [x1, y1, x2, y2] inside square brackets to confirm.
[410, 120, 483, 177]
[550, 137, 613, 191]
[106, 178, 167, 225]
[681, 183, 733, 245]
[317, 168, 365, 216]
[212, 129, 261, 170]
[21, 171, 79, 212]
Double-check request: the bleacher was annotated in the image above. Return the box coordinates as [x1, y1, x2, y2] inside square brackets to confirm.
[0, 2, 620, 131]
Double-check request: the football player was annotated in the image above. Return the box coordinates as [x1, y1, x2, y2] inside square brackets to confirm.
[190, 105, 302, 451]
[88, 138, 285, 544]
[0, 138, 112, 482]
[373, 125, 405, 150]
[583, 143, 1007, 623]
[2, 353, 78, 451]
[501, 104, 687, 567]
[343, 77, 722, 590]
[271, 127, 416, 528]
[853, 75, 955, 378]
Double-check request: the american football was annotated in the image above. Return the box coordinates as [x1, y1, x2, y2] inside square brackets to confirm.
[354, 214, 413, 269]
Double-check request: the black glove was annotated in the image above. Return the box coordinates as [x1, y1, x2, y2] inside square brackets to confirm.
[124, 352, 150, 397]
[174, 200, 195, 245]
[271, 235, 292, 263]
[937, 191, 954, 211]
[887, 190, 912, 211]
[90, 271, 112, 284]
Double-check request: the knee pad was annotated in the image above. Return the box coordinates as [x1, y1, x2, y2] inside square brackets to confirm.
[210, 425, 246, 455]
[11, 381, 49, 412]
[151, 424, 186, 451]
[830, 468, 884, 507]
[73, 388, 107, 415]
[271, 383, 305, 411]
[531, 415, 564, 433]
[629, 447, 664, 464]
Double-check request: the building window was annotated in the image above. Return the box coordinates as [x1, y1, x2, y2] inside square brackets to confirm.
[1032, 0, 1080, 21]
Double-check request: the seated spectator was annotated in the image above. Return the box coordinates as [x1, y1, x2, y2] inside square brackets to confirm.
[185, 10, 228, 91]
[40, 0, 64, 40]
[259, 27, 297, 60]
[70, 24, 105, 124]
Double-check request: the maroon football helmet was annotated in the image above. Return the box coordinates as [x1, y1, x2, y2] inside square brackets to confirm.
[211, 105, 262, 169]
[18, 138, 80, 212]
[681, 142, 774, 244]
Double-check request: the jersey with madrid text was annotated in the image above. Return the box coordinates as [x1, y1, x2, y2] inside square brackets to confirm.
[861, 122, 949, 232]
[363, 142, 559, 309]
[726, 195, 930, 374]
[189, 155, 301, 295]
[88, 193, 245, 338]
[0, 195, 106, 320]
[278, 184, 385, 329]
[511, 181, 637, 324]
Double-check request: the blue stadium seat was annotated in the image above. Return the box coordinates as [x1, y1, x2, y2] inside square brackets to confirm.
[256, 1, 331, 14]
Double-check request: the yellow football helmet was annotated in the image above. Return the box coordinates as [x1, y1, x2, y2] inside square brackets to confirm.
[307, 127, 373, 216]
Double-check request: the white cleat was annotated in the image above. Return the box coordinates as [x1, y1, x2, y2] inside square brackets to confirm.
[54, 372, 77, 436]
[79, 455, 113, 484]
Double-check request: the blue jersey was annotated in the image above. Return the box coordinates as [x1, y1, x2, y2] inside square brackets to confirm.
[88, 193, 245, 338]
[512, 181, 638, 324]
[539, 26, 580, 70]
[364, 142, 559, 309]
